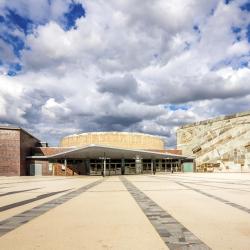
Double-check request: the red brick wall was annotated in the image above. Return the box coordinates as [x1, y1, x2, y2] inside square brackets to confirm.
[53, 163, 86, 176]
[20, 130, 40, 176]
[32, 147, 72, 156]
[0, 129, 21, 176]
[54, 163, 72, 176]
[0, 128, 40, 176]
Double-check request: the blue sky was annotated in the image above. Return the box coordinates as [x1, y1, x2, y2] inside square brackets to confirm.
[0, 0, 250, 146]
[0, 0, 85, 75]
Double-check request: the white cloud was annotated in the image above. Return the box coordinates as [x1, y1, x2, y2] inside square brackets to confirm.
[0, 76, 31, 124]
[41, 98, 70, 119]
[0, 0, 72, 23]
[0, 0, 250, 146]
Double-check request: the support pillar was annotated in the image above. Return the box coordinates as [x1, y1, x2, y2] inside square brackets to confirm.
[85, 159, 90, 175]
[178, 159, 182, 172]
[121, 158, 125, 175]
[64, 159, 67, 176]
[135, 155, 142, 174]
[164, 159, 167, 173]
[103, 158, 106, 177]
[151, 159, 154, 175]
[159, 160, 162, 172]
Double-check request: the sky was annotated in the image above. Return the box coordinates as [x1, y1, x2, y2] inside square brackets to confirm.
[0, 0, 250, 147]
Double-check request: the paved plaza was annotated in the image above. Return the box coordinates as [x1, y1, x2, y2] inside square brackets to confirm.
[0, 173, 250, 249]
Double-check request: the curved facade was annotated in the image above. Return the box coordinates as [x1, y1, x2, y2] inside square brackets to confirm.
[60, 132, 164, 150]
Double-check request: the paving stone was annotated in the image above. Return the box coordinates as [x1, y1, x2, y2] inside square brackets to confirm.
[176, 182, 250, 214]
[0, 179, 104, 237]
[120, 177, 211, 250]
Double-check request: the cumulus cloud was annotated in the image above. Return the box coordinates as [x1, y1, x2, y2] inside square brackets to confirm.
[0, 0, 250, 146]
[96, 74, 141, 104]
[0, 75, 30, 124]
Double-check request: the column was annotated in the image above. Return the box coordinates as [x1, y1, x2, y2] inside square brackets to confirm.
[84, 159, 90, 175]
[52, 163, 55, 176]
[103, 158, 106, 177]
[178, 159, 182, 172]
[151, 159, 154, 174]
[121, 158, 125, 175]
[164, 159, 167, 173]
[159, 159, 162, 172]
[64, 159, 67, 176]
[135, 155, 142, 174]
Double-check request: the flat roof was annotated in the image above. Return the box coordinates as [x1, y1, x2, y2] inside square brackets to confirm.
[27, 144, 190, 160]
[63, 131, 164, 140]
[0, 125, 40, 141]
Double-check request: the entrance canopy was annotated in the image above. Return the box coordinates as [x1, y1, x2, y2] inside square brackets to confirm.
[29, 144, 188, 160]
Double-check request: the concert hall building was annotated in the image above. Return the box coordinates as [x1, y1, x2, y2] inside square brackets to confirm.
[0, 126, 187, 176]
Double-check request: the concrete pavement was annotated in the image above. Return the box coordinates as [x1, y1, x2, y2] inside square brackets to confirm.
[0, 173, 250, 249]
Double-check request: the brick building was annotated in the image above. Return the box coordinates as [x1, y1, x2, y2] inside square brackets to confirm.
[0, 126, 40, 176]
[0, 127, 185, 176]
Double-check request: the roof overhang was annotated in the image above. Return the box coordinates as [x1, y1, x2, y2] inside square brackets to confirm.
[27, 144, 190, 160]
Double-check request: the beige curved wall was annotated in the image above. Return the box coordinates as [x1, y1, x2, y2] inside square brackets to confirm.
[60, 132, 164, 150]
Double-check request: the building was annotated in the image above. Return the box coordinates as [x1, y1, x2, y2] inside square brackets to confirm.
[60, 132, 164, 150]
[0, 126, 41, 176]
[0, 128, 186, 176]
[177, 110, 250, 172]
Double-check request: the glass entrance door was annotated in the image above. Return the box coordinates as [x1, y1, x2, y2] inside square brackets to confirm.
[89, 159, 102, 175]
[107, 160, 122, 175]
[124, 159, 136, 174]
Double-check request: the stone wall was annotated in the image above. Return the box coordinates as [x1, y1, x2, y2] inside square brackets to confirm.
[60, 132, 164, 150]
[177, 111, 250, 171]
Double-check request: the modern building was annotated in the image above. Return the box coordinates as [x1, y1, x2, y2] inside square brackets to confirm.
[0, 128, 187, 176]
[4, 109, 250, 176]
[177, 110, 250, 172]
[60, 132, 165, 150]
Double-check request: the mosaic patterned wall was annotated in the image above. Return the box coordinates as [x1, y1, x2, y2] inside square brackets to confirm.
[177, 111, 250, 171]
